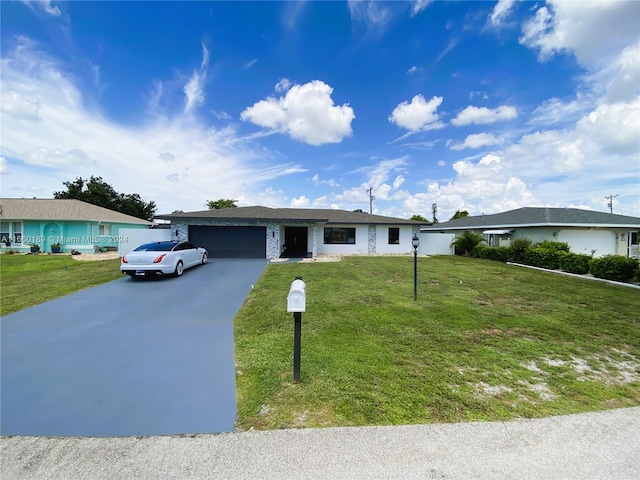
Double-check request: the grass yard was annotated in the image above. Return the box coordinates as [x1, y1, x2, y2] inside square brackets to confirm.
[234, 256, 640, 430]
[0, 254, 122, 316]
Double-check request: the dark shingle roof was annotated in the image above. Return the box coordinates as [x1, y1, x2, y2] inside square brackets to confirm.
[421, 207, 640, 231]
[0, 198, 151, 225]
[156, 206, 419, 225]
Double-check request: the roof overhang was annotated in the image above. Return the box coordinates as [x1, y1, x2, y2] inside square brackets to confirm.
[483, 229, 514, 235]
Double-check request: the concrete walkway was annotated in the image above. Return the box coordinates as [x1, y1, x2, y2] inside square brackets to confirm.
[2, 407, 639, 479]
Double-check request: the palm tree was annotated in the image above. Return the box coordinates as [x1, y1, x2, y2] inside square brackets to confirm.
[451, 232, 485, 256]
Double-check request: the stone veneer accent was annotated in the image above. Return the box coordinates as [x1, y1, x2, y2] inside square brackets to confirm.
[312, 224, 318, 259]
[368, 224, 376, 254]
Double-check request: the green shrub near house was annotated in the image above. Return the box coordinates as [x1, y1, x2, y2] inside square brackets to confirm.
[472, 245, 509, 262]
[559, 252, 592, 275]
[589, 255, 640, 283]
[506, 238, 533, 263]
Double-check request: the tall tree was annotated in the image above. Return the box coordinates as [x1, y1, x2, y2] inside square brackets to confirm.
[206, 198, 238, 209]
[54, 176, 156, 220]
[410, 214, 429, 222]
[450, 210, 470, 220]
[431, 203, 438, 224]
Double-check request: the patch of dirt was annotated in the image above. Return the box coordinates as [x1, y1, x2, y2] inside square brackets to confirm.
[300, 255, 342, 263]
[523, 352, 640, 385]
[473, 382, 513, 397]
[71, 252, 120, 261]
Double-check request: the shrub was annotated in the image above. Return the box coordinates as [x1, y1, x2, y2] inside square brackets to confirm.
[589, 255, 639, 282]
[559, 252, 592, 275]
[525, 246, 563, 270]
[451, 232, 485, 256]
[470, 244, 487, 258]
[476, 245, 509, 262]
[507, 238, 533, 263]
[535, 240, 570, 253]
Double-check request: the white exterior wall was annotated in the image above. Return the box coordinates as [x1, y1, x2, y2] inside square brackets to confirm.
[317, 224, 370, 255]
[118, 228, 171, 256]
[375, 225, 416, 254]
[418, 233, 455, 255]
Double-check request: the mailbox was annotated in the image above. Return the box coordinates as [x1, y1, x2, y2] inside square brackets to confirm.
[287, 277, 306, 312]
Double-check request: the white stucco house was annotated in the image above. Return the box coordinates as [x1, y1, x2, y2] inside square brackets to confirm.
[155, 207, 421, 260]
[420, 207, 640, 258]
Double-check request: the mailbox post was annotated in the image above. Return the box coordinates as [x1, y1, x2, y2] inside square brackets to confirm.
[287, 276, 306, 383]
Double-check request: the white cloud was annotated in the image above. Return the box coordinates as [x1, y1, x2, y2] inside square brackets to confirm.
[596, 41, 640, 103]
[411, 0, 432, 17]
[520, 1, 640, 67]
[312, 174, 340, 188]
[22, 0, 61, 16]
[489, 0, 517, 26]
[0, 37, 302, 213]
[451, 105, 517, 126]
[243, 59, 258, 69]
[406, 66, 421, 75]
[577, 99, 640, 157]
[448, 133, 502, 151]
[183, 42, 209, 114]
[389, 95, 445, 132]
[334, 158, 409, 211]
[1, 90, 42, 121]
[241, 80, 355, 146]
[290, 195, 310, 207]
[275, 78, 292, 93]
[528, 96, 588, 128]
[348, 0, 393, 33]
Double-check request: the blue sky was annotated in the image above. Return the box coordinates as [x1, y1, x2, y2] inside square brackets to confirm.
[2, 1, 639, 219]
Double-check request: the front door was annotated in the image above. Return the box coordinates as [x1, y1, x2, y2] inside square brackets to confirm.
[283, 227, 308, 257]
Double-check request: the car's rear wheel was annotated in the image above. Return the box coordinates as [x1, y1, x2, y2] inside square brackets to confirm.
[202, 252, 208, 264]
[174, 260, 184, 277]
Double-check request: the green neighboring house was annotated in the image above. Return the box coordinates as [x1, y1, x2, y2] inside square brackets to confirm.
[0, 198, 151, 254]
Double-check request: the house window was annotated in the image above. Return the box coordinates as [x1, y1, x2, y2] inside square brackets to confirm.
[324, 227, 356, 244]
[631, 232, 639, 245]
[0, 222, 22, 244]
[98, 224, 111, 235]
[388, 227, 400, 244]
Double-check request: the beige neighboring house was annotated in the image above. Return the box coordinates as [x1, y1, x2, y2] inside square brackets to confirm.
[420, 207, 640, 258]
[0, 198, 151, 254]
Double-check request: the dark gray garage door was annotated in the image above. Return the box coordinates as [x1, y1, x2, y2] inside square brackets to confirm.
[189, 226, 266, 258]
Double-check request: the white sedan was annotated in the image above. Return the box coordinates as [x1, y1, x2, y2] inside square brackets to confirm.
[121, 241, 208, 278]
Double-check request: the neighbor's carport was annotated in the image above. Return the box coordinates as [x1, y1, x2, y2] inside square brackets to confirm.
[0, 258, 267, 437]
[189, 226, 267, 258]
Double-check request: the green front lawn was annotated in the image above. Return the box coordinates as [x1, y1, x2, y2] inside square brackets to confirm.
[0, 254, 122, 316]
[235, 256, 640, 430]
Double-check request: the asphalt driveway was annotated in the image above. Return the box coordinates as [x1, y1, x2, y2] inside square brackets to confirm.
[0, 258, 267, 437]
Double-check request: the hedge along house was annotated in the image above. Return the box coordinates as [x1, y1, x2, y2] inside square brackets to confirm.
[155, 206, 421, 260]
[0, 198, 151, 254]
[420, 207, 640, 259]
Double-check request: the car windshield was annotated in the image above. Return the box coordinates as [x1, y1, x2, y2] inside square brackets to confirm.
[133, 241, 176, 252]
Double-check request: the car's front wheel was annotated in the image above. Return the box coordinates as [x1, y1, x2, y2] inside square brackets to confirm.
[174, 260, 184, 277]
[202, 252, 208, 264]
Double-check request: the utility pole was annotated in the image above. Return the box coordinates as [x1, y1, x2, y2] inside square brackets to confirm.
[367, 187, 374, 214]
[605, 194, 618, 214]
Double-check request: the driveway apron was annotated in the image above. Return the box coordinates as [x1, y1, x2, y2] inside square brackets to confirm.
[1, 258, 267, 437]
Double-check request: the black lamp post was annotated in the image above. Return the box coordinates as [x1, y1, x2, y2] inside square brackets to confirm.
[412, 234, 420, 301]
